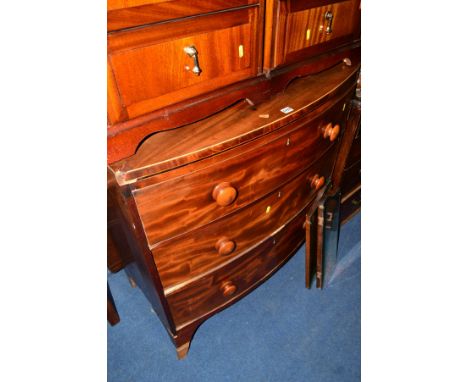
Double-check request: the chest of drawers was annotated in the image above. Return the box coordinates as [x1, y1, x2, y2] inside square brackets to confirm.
[107, 0, 360, 359]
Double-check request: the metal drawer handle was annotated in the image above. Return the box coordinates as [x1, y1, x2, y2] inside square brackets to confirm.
[324, 11, 334, 34]
[184, 45, 202, 76]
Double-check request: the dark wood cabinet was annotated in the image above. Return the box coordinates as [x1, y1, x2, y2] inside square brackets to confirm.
[107, 0, 360, 359]
[264, 0, 360, 69]
[107, 5, 262, 124]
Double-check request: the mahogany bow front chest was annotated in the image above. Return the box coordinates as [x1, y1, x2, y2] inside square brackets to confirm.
[107, 0, 361, 359]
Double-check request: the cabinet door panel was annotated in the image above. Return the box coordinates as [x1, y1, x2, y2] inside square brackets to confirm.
[285, 0, 355, 55]
[265, 0, 359, 69]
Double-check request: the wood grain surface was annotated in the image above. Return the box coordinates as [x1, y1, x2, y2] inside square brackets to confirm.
[284, 1, 355, 56]
[166, 201, 310, 328]
[108, 0, 258, 31]
[265, 0, 359, 68]
[132, 96, 348, 246]
[107, 7, 259, 124]
[107, 45, 360, 164]
[111, 61, 359, 181]
[153, 151, 336, 292]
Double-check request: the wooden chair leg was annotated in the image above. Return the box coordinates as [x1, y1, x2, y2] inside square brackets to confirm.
[316, 202, 325, 289]
[304, 182, 330, 289]
[305, 211, 317, 289]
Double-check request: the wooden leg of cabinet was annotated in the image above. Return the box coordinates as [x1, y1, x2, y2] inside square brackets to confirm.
[172, 323, 200, 360]
[107, 283, 120, 326]
[176, 343, 190, 360]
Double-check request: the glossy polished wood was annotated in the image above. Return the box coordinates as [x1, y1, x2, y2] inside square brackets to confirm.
[212, 182, 238, 207]
[335, 97, 360, 221]
[110, 61, 358, 176]
[215, 237, 236, 257]
[152, 152, 335, 292]
[322, 122, 340, 141]
[107, 0, 360, 359]
[107, 178, 133, 273]
[131, 94, 349, 246]
[331, 98, 360, 194]
[108, 0, 257, 31]
[264, 0, 360, 69]
[220, 281, 237, 297]
[316, 201, 325, 288]
[166, 202, 310, 328]
[107, 7, 260, 124]
[289, 0, 349, 11]
[107, 175, 177, 334]
[304, 178, 330, 288]
[309, 174, 325, 190]
[107, 45, 360, 164]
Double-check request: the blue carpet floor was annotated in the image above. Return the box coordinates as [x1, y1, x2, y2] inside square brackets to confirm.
[108, 213, 360, 382]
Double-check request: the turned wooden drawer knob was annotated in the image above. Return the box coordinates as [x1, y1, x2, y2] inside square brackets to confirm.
[215, 237, 236, 256]
[310, 174, 325, 190]
[212, 182, 238, 207]
[220, 281, 237, 297]
[322, 122, 340, 142]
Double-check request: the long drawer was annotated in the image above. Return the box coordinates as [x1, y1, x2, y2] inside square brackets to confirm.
[166, 200, 310, 329]
[134, 100, 348, 246]
[108, 0, 258, 31]
[154, 149, 336, 291]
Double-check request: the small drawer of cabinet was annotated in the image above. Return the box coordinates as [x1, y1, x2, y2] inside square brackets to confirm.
[267, 0, 360, 68]
[165, 202, 308, 328]
[153, 150, 336, 291]
[133, 99, 348, 246]
[107, 6, 261, 124]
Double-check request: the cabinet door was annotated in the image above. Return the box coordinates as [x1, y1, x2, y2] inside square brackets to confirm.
[265, 0, 360, 69]
[107, 7, 260, 124]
